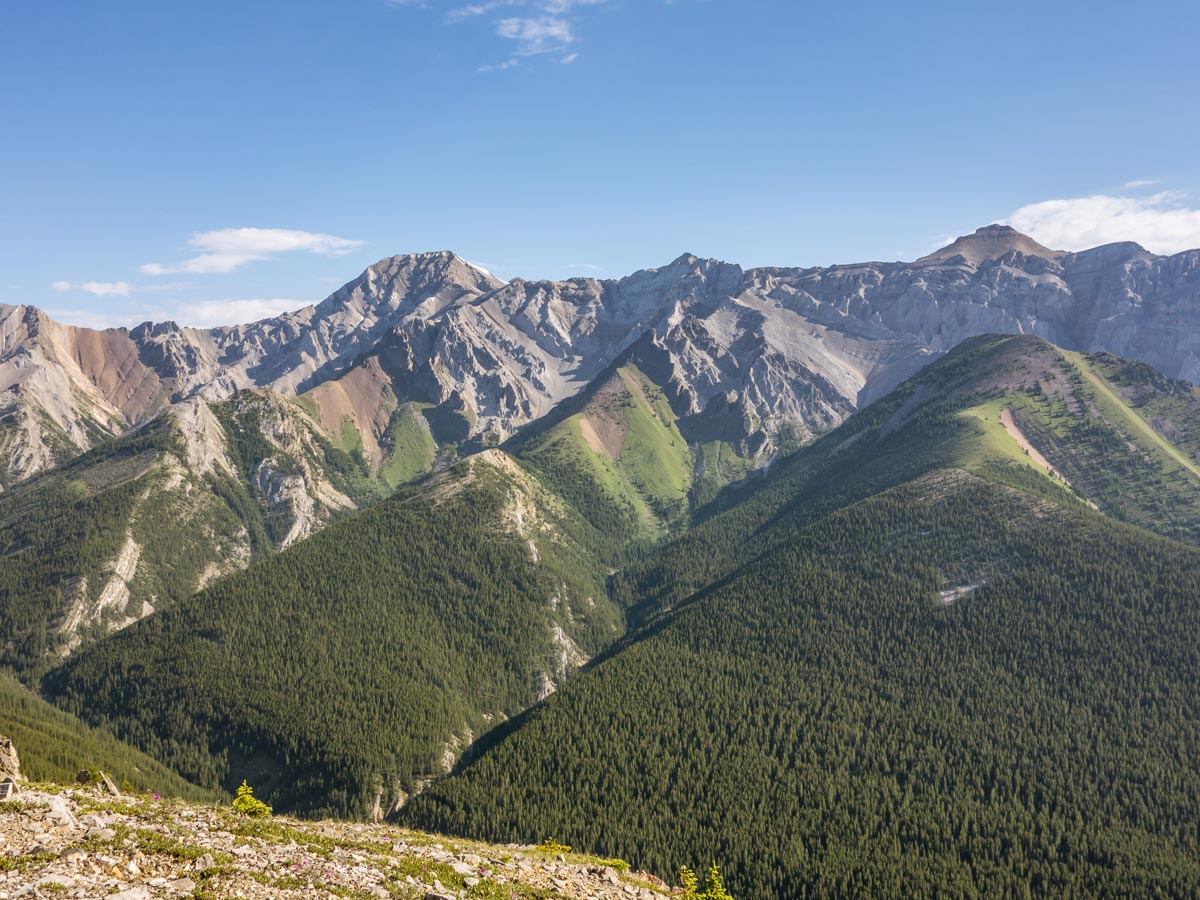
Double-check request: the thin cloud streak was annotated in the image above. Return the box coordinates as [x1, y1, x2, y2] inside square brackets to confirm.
[51, 280, 131, 297]
[143, 228, 364, 276]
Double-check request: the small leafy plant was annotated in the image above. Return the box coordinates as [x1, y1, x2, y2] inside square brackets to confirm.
[232, 780, 272, 818]
[679, 863, 732, 900]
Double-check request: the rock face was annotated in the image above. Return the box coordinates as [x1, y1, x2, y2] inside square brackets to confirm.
[0, 734, 20, 781]
[3, 226, 1200, 482]
[0, 390, 366, 673]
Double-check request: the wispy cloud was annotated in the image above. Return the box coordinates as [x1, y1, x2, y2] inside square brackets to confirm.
[479, 58, 520, 72]
[52, 280, 132, 297]
[401, 0, 607, 70]
[1004, 192, 1200, 256]
[1124, 179, 1159, 189]
[46, 297, 309, 330]
[496, 15, 574, 55]
[142, 227, 364, 275]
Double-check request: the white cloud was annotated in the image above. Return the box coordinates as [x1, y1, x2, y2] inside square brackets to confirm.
[1004, 192, 1200, 256]
[51, 280, 132, 296]
[496, 15, 573, 54]
[1124, 179, 1159, 189]
[43, 296, 307, 330]
[81, 281, 131, 297]
[435, 0, 605, 68]
[176, 298, 308, 328]
[448, 1, 512, 20]
[143, 227, 364, 276]
[479, 58, 520, 72]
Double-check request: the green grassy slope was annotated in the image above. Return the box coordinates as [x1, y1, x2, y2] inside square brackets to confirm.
[379, 402, 437, 489]
[612, 334, 1200, 620]
[44, 450, 624, 819]
[402, 335, 1200, 899]
[0, 674, 219, 801]
[515, 363, 695, 547]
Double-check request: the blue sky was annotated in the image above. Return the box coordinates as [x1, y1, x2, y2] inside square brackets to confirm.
[3, 0, 1199, 328]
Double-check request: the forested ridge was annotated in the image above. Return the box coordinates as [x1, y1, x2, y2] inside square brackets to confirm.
[44, 453, 623, 818]
[13, 333, 1200, 898]
[402, 336, 1200, 899]
[0, 390, 399, 681]
[0, 673, 218, 801]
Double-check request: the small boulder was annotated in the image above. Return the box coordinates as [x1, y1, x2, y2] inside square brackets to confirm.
[45, 795, 77, 827]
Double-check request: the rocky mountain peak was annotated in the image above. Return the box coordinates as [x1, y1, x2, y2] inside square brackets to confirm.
[917, 224, 1063, 267]
[322, 251, 505, 315]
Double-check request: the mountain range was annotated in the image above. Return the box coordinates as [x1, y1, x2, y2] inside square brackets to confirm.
[7, 225, 1200, 490]
[4, 225, 1200, 899]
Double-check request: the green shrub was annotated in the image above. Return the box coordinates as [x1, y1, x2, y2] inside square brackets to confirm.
[231, 781, 271, 818]
[679, 864, 732, 900]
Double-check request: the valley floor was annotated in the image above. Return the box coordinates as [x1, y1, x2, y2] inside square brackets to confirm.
[0, 786, 670, 900]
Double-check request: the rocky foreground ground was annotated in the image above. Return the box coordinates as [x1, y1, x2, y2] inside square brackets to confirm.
[0, 785, 672, 900]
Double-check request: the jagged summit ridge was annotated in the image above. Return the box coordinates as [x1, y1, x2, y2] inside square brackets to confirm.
[1, 229, 1199, 485]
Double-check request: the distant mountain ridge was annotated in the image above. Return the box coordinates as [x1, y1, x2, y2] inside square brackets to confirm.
[4, 225, 1200, 488]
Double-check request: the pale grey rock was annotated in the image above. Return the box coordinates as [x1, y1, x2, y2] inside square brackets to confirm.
[3, 230, 1200, 483]
[44, 796, 75, 827]
[0, 735, 20, 782]
[99, 771, 121, 797]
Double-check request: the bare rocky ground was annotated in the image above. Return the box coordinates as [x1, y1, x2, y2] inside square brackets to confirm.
[0, 785, 671, 900]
